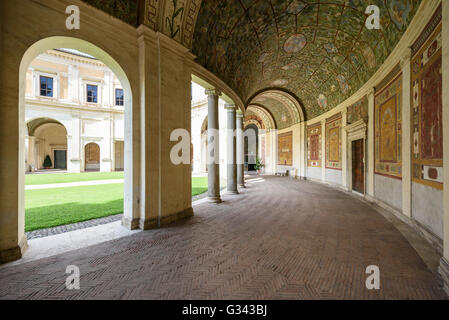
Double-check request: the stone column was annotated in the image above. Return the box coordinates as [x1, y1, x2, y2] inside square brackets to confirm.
[439, 0, 449, 295]
[225, 104, 238, 194]
[341, 109, 348, 189]
[206, 88, 222, 203]
[236, 112, 245, 188]
[366, 88, 375, 197]
[27, 136, 36, 172]
[401, 49, 412, 218]
[321, 119, 326, 182]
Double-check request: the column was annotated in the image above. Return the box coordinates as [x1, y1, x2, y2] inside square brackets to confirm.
[236, 112, 245, 187]
[439, 0, 449, 295]
[366, 88, 375, 197]
[225, 104, 238, 194]
[206, 88, 222, 203]
[401, 49, 412, 218]
[28, 136, 36, 172]
[341, 109, 348, 189]
[321, 119, 326, 181]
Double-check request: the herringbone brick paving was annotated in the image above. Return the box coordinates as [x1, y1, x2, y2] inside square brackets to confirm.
[0, 177, 446, 299]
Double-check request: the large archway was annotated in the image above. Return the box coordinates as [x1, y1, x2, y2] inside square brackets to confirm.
[11, 36, 136, 261]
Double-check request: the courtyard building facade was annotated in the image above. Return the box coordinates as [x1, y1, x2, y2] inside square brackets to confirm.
[25, 49, 125, 173]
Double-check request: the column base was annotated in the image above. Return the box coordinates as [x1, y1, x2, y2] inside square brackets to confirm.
[0, 235, 28, 264]
[121, 216, 140, 230]
[227, 190, 239, 195]
[138, 208, 194, 230]
[439, 257, 449, 296]
[207, 196, 222, 204]
[238, 183, 246, 188]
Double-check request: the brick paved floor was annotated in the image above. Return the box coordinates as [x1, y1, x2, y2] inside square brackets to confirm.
[0, 177, 446, 299]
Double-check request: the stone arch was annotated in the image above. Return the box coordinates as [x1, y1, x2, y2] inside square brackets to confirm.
[247, 89, 305, 130]
[246, 104, 276, 130]
[25, 118, 68, 171]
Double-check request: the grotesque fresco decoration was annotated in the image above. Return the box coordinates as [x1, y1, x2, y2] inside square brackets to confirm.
[411, 15, 443, 189]
[278, 132, 293, 166]
[307, 123, 322, 168]
[81, 0, 140, 26]
[252, 92, 301, 130]
[326, 115, 342, 170]
[347, 96, 368, 124]
[192, 0, 421, 119]
[244, 113, 264, 130]
[375, 73, 402, 179]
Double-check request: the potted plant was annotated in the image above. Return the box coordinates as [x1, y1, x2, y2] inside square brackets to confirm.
[254, 157, 264, 175]
[43, 155, 52, 169]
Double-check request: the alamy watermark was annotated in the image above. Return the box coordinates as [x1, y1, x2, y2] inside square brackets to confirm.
[65, 265, 80, 290]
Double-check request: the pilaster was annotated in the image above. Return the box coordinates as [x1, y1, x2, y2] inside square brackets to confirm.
[440, 0, 449, 291]
[400, 49, 412, 218]
[341, 109, 348, 189]
[321, 119, 326, 182]
[366, 88, 375, 197]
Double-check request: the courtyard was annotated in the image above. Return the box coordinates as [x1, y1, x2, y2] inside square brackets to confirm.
[25, 172, 208, 232]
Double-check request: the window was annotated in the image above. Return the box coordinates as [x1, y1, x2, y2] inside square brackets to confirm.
[87, 84, 98, 103]
[40, 76, 53, 97]
[115, 88, 124, 106]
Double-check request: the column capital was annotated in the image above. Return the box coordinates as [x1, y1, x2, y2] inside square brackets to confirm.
[236, 112, 244, 119]
[225, 103, 236, 111]
[400, 48, 412, 69]
[367, 87, 375, 99]
[205, 88, 221, 97]
[320, 119, 326, 125]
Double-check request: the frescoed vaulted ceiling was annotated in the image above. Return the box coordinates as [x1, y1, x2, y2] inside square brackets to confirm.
[192, 0, 421, 119]
[82, 0, 421, 120]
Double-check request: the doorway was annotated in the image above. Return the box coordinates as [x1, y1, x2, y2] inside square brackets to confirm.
[85, 143, 100, 171]
[54, 150, 67, 169]
[352, 139, 364, 194]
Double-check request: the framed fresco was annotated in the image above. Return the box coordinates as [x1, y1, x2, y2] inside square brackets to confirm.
[278, 132, 292, 166]
[411, 21, 443, 190]
[374, 72, 402, 179]
[307, 123, 322, 167]
[325, 114, 342, 170]
[347, 96, 368, 124]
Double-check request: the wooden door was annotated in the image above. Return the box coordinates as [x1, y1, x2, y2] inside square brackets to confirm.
[352, 139, 364, 194]
[85, 143, 100, 171]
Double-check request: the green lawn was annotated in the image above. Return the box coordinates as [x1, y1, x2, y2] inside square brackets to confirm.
[192, 176, 208, 196]
[25, 171, 124, 185]
[25, 175, 209, 231]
